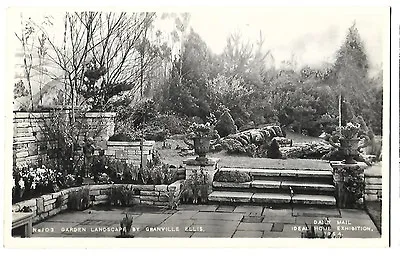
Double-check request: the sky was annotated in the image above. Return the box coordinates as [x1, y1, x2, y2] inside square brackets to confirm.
[187, 7, 388, 72]
[10, 6, 389, 91]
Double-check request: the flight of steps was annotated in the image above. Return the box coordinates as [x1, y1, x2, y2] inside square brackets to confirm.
[208, 167, 336, 206]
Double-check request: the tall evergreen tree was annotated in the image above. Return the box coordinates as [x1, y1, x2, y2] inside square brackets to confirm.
[331, 22, 371, 125]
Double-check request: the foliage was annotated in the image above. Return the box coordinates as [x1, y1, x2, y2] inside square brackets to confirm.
[118, 214, 134, 238]
[334, 166, 366, 207]
[67, 187, 90, 211]
[14, 79, 29, 99]
[55, 194, 63, 208]
[181, 169, 210, 204]
[267, 139, 283, 159]
[163, 187, 184, 210]
[213, 170, 252, 183]
[12, 164, 77, 203]
[215, 110, 238, 137]
[339, 122, 361, 140]
[187, 122, 218, 139]
[108, 185, 139, 207]
[92, 154, 177, 185]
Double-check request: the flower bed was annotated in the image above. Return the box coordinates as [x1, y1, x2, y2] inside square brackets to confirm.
[12, 181, 184, 224]
[12, 149, 180, 204]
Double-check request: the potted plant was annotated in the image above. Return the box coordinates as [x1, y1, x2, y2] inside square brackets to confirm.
[338, 122, 360, 164]
[184, 122, 219, 161]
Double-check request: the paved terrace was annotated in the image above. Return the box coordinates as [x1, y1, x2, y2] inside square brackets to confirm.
[30, 204, 380, 238]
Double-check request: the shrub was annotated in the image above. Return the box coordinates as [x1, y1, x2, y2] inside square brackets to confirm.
[215, 110, 238, 137]
[267, 139, 283, 159]
[181, 169, 210, 204]
[55, 194, 63, 208]
[213, 170, 252, 183]
[67, 187, 90, 211]
[108, 185, 139, 207]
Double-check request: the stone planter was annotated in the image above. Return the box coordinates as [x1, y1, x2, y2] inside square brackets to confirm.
[193, 136, 211, 161]
[340, 138, 359, 164]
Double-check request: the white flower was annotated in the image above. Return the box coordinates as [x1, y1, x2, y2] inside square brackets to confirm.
[105, 166, 108, 169]
[31, 182, 37, 190]
[18, 178, 25, 189]
[12, 178, 16, 189]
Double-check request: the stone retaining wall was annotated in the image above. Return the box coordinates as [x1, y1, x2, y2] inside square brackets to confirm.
[105, 141, 155, 167]
[13, 111, 116, 167]
[12, 181, 183, 224]
[364, 175, 382, 201]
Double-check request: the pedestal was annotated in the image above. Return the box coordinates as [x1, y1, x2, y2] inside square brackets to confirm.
[183, 157, 220, 183]
[330, 161, 367, 208]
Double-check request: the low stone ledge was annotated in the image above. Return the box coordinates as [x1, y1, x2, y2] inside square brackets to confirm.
[17, 198, 37, 209]
[140, 191, 159, 196]
[44, 198, 57, 206]
[132, 185, 155, 191]
[95, 195, 108, 201]
[167, 180, 184, 192]
[140, 200, 154, 205]
[140, 195, 159, 201]
[155, 185, 168, 192]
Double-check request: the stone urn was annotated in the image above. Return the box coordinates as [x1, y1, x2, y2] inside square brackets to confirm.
[185, 136, 212, 162]
[339, 138, 359, 164]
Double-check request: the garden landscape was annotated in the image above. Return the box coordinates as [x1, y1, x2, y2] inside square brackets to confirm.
[7, 7, 387, 242]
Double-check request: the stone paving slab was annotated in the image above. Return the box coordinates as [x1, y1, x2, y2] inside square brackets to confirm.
[135, 230, 194, 238]
[233, 230, 263, 238]
[44, 211, 97, 223]
[263, 215, 296, 224]
[192, 218, 240, 227]
[216, 205, 236, 212]
[132, 213, 171, 225]
[160, 219, 195, 227]
[262, 208, 293, 217]
[29, 203, 380, 238]
[233, 206, 263, 215]
[192, 211, 244, 221]
[340, 209, 373, 220]
[191, 232, 233, 238]
[177, 204, 218, 212]
[189, 223, 239, 233]
[295, 216, 330, 225]
[237, 222, 273, 231]
[167, 210, 199, 219]
[292, 207, 341, 217]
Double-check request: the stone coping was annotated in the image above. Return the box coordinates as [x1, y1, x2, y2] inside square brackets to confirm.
[13, 111, 116, 119]
[330, 161, 368, 169]
[107, 140, 155, 147]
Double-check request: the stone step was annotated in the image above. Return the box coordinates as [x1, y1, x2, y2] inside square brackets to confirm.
[208, 191, 253, 203]
[212, 180, 334, 192]
[208, 191, 336, 206]
[280, 181, 335, 192]
[219, 167, 333, 179]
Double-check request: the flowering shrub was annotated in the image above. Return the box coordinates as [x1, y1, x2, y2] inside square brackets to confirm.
[12, 164, 79, 203]
[187, 122, 218, 139]
[338, 122, 360, 140]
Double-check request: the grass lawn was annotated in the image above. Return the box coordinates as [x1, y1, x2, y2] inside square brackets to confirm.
[155, 132, 330, 171]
